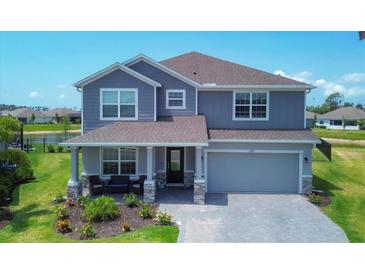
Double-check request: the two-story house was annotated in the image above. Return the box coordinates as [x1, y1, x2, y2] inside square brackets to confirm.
[61, 52, 320, 204]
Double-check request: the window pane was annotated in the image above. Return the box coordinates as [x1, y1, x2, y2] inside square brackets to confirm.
[168, 91, 183, 99]
[103, 162, 118, 175]
[252, 93, 267, 104]
[120, 105, 135, 117]
[102, 90, 118, 104]
[235, 93, 250, 105]
[103, 148, 118, 160]
[120, 147, 136, 161]
[120, 161, 136, 175]
[170, 150, 180, 171]
[120, 90, 135, 104]
[252, 105, 267, 118]
[103, 105, 118, 117]
[168, 99, 183, 107]
[235, 105, 250, 118]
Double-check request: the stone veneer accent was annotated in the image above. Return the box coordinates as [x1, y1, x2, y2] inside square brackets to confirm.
[302, 175, 313, 194]
[143, 180, 156, 203]
[156, 171, 194, 186]
[67, 179, 82, 198]
[194, 179, 205, 204]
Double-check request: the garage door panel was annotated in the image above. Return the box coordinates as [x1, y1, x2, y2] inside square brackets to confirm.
[207, 152, 299, 193]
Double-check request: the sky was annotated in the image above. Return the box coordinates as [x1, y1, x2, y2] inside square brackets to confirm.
[0, 31, 364, 109]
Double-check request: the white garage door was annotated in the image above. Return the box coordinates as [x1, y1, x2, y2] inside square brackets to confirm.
[207, 152, 299, 193]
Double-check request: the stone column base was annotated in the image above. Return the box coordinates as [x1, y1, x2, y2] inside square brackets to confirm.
[67, 179, 82, 198]
[143, 180, 156, 204]
[302, 175, 313, 194]
[194, 179, 205, 205]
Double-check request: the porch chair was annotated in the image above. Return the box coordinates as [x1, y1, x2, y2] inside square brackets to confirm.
[131, 175, 147, 195]
[88, 175, 104, 195]
[108, 175, 131, 193]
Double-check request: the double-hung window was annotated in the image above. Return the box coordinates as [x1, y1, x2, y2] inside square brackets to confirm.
[233, 91, 269, 120]
[166, 89, 186, 109]
[101, 88, 138, 119]
[101, 147, 137, 175]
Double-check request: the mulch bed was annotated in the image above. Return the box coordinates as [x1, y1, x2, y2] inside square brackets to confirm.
[60, 203, 159, 240]
[317, 196, 332, 208]
[0, 207, 13, 229]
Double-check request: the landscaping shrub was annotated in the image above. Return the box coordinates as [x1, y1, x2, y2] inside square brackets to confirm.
[56, 205, 70, 220]
[138, 203, 152, 219]
[0, 207, 13, 220]
[123, 193, 139, 208]
[56, 145, 64, 153]
[80, 223, 96, 240]
[77, 195, 92, 209]
[122, 222, 131, 232]
[53, 193, 66, 204]
[56, 219, 72, 233]
[47, 144, 56, 153]
[0, 173, 13, 203]
[66, 197, 77, 207]
[154, 210, 173, 226]
[308, 193, 323, 205]
[82, 196, 120, 222]
[0, 149, 33, 180]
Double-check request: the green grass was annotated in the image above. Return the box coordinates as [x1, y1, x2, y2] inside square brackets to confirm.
[313, 128, 365, 140]
[23, 123, 81, 132]
[312, 146, 365, 242]
[0, 151, 178, 243]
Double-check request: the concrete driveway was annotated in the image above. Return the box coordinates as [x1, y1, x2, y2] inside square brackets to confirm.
[158, 191, 348, 243]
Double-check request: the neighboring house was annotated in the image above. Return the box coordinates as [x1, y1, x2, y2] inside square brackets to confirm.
[47, 108, 81, 123]
[61, 51, 320, 204]
[315, 106, 365, 130]
[8, 108, 53, 124]
[0, 110, 11, 116]
[305, 111, 317, 128]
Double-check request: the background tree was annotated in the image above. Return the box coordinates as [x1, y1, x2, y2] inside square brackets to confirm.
[0, 116, 21, 147]
[343, 102, 354, 107]
[30, 113, 36, 123]
[55, 113, 60, 123]
[325, 92, 344, 111]
[355, 103, 364, 110]
[61, 116, 70, 140]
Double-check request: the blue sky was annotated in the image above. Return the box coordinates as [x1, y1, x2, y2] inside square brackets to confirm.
[0, 31, 364, 109]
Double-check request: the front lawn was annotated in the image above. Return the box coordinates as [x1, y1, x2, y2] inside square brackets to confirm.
[313, 128, 365, 140]
[0, 152, 178, 242]
[312, 146, 365, 242]
[23, 123, 81, 132]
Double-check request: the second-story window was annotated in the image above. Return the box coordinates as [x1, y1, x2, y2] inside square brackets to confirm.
[166, 89, 186, 109]
[233, 91, 269, 120]
[101, 88, 138, 120]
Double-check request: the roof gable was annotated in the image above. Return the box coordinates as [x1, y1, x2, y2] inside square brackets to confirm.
[73, 63, 161, 89]
[319, 107, 365, 120]
[160, 51, 314, 88]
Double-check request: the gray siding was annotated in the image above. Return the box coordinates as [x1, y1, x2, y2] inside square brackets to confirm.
[82, 147, 100, 175]
[83, 69, 155, 133]
[205, 142, 312, 175]
[199, 90, 305, 129]
[129, 61, 196, 116]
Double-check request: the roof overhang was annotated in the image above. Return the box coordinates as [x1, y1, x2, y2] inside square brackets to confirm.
[60, 142, 209, 147]
[123, 54, 201, 88]
[209, 139, 321, 144]
[73, 62, 162, 89]
[198, 85, 315, 91]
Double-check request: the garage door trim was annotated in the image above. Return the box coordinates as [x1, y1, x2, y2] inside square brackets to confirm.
[204, 149, 304, 193]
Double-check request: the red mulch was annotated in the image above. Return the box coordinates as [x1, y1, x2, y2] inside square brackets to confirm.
[59, 203, 159, 240]
[0, 207, 13, 229]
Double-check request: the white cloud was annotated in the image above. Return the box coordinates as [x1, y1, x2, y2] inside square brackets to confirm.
[28, 91, 40, 98]
[346, 87, 365, 97]
[56, 84, 66, 90]
[59, 94, 65, 100]
[342, 73, 365, 82]
[273, 70, 312, 83]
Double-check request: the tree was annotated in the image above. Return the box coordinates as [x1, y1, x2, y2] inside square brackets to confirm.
[0, 116, 21, 146]
[355, 103, 364, 110]
[30, 113, 36, 123]
[61, 116, 71, 140]
[325, 92, 344, 111]
[343, 102, 354, 107]
[55, 113, 60, 123]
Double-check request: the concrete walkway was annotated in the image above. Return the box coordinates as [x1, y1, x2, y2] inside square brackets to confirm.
[158, 190, 348, 243]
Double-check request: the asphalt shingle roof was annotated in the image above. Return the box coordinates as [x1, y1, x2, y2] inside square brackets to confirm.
[160, 51, 311, 86]
[319, 107, 365, 120]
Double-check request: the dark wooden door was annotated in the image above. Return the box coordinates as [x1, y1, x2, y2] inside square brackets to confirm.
[166, 147, 184, 184]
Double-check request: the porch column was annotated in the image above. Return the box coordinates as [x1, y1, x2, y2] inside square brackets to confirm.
[194, 146, 205, 205]
[144, 146, 156, 204]
[67, 147, 81, 198]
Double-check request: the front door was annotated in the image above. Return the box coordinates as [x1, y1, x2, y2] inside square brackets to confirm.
[166, 147, 184, 184]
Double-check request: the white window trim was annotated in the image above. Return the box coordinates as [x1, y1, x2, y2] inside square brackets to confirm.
[100, 88, 138, 121]
[232, 91, 270, 121]
[166, 89, 186, 110]
[100, 147, 139, 176]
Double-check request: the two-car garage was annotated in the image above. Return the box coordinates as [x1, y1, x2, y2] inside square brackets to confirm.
[205, 150, 302, 193]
